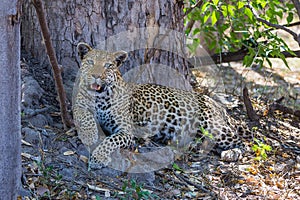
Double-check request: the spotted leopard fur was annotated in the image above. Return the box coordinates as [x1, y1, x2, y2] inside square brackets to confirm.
[73, 43, 254, 168]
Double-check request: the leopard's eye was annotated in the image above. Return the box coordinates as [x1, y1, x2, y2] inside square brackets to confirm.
[104, 63, 114, 68]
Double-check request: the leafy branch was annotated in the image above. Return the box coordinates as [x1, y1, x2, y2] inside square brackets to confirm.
[246, 4, 300, 46]
[185, 0, 300, 68]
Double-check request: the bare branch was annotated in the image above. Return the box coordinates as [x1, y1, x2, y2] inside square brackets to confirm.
[185, 19, 195, 35]
[243, 87, 260, 121]
[184, 0, 204, 17]
[195, 49, 300, 65]
[32, 0, 73, 128]
[246, 4, 300, 47]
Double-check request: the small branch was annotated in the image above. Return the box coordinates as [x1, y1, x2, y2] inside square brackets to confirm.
[283, 20, 300, 28]
[32, 0, 73, 128]
[185, 19, 195, 35]
[275, 96, 285, 104]
[243, 87, 260, 121]
[195, 49, 300, 65]
[184, 0, 204, 17]
[246, 4, 300, 47]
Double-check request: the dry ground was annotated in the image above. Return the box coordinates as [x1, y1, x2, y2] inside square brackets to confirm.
[20, 26, 300, 199]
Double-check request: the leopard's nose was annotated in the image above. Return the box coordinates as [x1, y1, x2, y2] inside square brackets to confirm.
[92, 74, 100, 79]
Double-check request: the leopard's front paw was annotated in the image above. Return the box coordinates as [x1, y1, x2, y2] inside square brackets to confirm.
[89, 151, 112, 169]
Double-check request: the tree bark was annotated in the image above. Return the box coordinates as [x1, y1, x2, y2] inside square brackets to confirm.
[0, 0, 22, 198]
[21, 0, 192, 94]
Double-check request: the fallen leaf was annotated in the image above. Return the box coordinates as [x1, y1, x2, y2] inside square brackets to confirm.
[63, 150, 75, 156]
[246, 177, 259, 185]
[87, 183, 110, 196]
[79, 155, 88, 163]
[248, 166, 259, 175]
[282, 152, 289, 158]
[21, 139, 33, 146]
[21, 152, 33, 159]
[276, 181, 285, 189]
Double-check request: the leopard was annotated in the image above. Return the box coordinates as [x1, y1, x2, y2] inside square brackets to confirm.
[73, 42, 255, 169]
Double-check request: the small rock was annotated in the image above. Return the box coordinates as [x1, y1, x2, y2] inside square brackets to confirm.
[60, 168, 75, 181]
[21, 76, 44, 108]
[171, 189, 181, 196]
[77, 144, 89, 157]
[22, 127, 40, 146]
[27, 114, 49, 128]
[296, 155, 300, 163]
[128, 172, 155, 185]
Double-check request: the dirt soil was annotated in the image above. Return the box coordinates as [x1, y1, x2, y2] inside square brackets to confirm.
[20, 51, 300, 199]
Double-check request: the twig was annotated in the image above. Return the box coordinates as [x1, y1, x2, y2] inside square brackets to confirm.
[32, 0, 73, 128]
[172, 170, 219, 199]
[243, 87, 260, 121]
[185, 19, 195, 35]
[246, 4, 300, 46]
[184, 0, 204, 17]
[206, 49, 300, 64]
[275, 96, 285, 104]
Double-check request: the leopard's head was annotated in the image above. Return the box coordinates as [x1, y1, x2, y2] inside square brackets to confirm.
[77, 42, 128, 91]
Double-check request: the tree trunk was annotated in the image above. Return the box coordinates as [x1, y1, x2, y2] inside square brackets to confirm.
[0, 0, 22, 198]
[21, 0, 192, 97]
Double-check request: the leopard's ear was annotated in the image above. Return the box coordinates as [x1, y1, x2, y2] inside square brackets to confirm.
[114, 51, 128, 66]
[77, 42, 92, 60]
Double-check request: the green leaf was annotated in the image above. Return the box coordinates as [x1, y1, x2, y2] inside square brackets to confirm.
[286, 3, 295, 10]
[201, 2, 210, 13]
[254, 156, 262, 161]
[203, 12, 211, 24]
[131, 180, 137, 189]
[221, 5, 228, 17]
[122, 181, 128, 191]
[173, 163, 183, 171]
[266, 57, 272, 67]
[287, 12, 294, 24]
[257, 0, 267, 8]
[244, 7, 253, 21]
[212, 0, 219, 6]
[208, 40, 217, 50]
[187, 38, 200, 54]
[211, 10, 218, 26]
[189, 0, 196, 5]
[264, 144, 272, 151]
[243, 55, 253, 67]
[251, 144, 259, 151]
[193, 28, 200, 35]
[237, 1, 245, 9]
[227, 5, 235, 16]
[278, 53, 290, 69]
[200, 127, 214, 139]
[96, 195, 101, 200]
